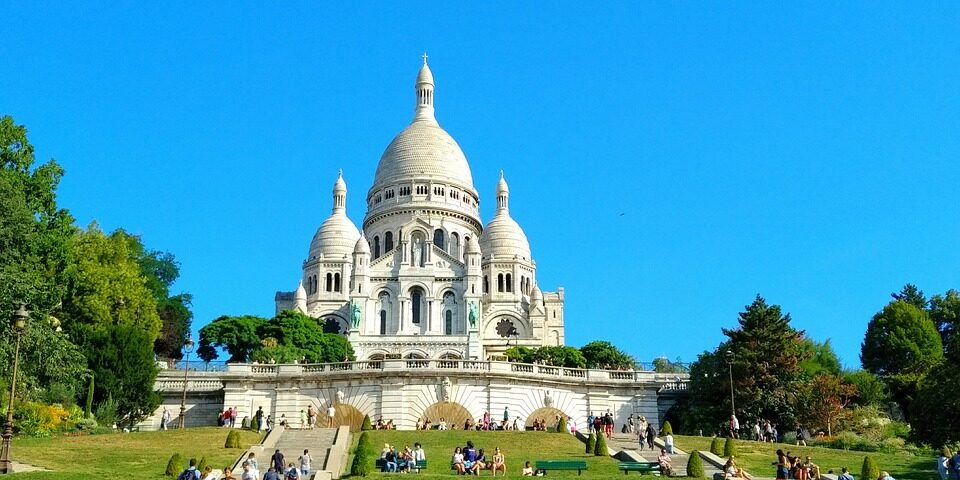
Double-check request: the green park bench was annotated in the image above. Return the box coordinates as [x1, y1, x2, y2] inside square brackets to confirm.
[535, 460, 589, 476]
[618, 461, 661, 475]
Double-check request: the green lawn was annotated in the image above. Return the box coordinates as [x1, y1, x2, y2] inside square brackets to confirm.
[348, 430, 621, 479]
[673, 435, 934, 480]
[10, 427, 263, 480]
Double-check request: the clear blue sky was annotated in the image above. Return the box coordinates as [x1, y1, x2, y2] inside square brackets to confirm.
[2, 2, 958, 368]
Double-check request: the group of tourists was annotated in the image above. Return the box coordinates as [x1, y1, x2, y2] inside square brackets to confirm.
[938, 448, 960, 480]
[450, 440, 507, 476]
[378, 442, 426, 473]
[587, 411, 616, 438]
[774, 450, 825, 480]
[226, 449, 314, 480]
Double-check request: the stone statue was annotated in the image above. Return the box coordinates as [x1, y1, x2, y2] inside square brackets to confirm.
[351, 301, 361, 329]
[543, 390, 554, 408]
[440, 377, 452, 402]
[468, 302, 478, 329]
[336, 389, 345, 404]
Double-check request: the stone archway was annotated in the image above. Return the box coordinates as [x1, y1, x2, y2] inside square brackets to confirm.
[526, 407, 568, 431]
[331, 403, 366, 432]
[421, 401, 472, 429]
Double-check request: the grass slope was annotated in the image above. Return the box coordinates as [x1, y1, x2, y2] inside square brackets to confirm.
[11, 427, 263, 480]
[352, 430, 620, 478]
[674, 435, 934, 480]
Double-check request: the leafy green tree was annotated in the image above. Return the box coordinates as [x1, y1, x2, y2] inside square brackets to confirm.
[720, 295, 809, 426]
[929, 289, 960, 357]
[799, 339, 841, 377]
[256, 310, 355, 363]
[842, 370, 888, 407]
[861, 300, 942, 418]
[653, 356, 689, 373]
[685, 347, 730, 434]
[532, 346, 587, 368]
[910, 359, 960, 446]
[579, 341, 636, 370]
[198, 315, 268, 362]
[795, 374, 857, 436]
[504, 346, 535, 363]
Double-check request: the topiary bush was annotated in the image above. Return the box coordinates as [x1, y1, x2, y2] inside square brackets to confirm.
[361, 414, 372, 431]
[723, 437, 737, 457]
[662, 420, 673, 435]
[225, 430, 241, 448]
[861, 456, 879, 480]
[594, 432, 608, 456]
[351, 432, 372, 476]
[687, 450, 705, 478]
[710, 436, 724, 456]
[165, 453, 184, 476]
[249, 416, 259, 432]
[586, 433, 596, 453]
[557, 416, 568, 433]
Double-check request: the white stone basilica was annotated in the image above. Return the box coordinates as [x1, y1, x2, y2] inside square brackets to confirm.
[275, 58, 565, 361]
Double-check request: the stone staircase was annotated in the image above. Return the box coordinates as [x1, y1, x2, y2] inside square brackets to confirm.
[270, 428, 339, 478]
[605, 433, 726, 478]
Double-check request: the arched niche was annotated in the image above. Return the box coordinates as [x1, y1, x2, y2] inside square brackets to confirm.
[420, 401, 472, 429]
[330, 403, 366, 432]
[526, 407, 569, 431]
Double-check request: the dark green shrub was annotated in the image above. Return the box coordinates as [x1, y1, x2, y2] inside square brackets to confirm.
[165, 453, 184, 476]
[557, 416, 568, 433]
[662, 420, 673, 435]
[710, 436, 723, 456]
[723, 437, 737, 457]
[249, 416, 259, 432]
[586, 433, 596, 453]
[861, 456, 879, 480]
[351, 432, 372, 476]
[594, 433, 608, 456]
[85, 375, 95, 418]
[361, 414, 372, 431]
[687, 451, 705, 478]
[225, 430, 241, 448]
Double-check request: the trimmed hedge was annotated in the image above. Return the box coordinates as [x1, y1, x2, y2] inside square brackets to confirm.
[662, 420, 673, 435]
[557, 416, 568, 433]
[687, 450, 705, 478]
[165, 453, 184, 476]
[225, 430, 241, 448]
[361, 414, 373, 431]
[723, 437, 737, 457]
[586, 433, 596, 454]
[351, 432, 373, 476]
[710, 436, 724, 456]
[862, 456, 879, 480]
[594, 432, 608, 456]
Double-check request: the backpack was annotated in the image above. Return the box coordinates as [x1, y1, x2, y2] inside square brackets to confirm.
[286, 469, 299, 480]
[177, 469, 198, 480]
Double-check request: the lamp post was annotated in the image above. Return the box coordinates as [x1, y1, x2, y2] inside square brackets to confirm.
[177, 336, 195, 429]
[724, 350, 736, 436]
[1, 304, 30, 474]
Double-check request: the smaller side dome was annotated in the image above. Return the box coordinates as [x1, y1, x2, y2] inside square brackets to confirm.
[480, 173, 532, 260]
[464, 234, 480, 255]
[295, 281, 307, 300]
[308, 172, 361, 260]
[354, 231, 371, 255]
[530, 284, 542, 302]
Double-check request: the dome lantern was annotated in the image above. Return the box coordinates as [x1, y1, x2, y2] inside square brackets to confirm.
[414, 52, 436, 125]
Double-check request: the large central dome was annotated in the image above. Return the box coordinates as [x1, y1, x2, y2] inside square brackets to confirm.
[369, 61, 476, 195]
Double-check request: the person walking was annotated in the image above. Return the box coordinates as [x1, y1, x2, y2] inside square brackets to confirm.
[271, 449, 286, 474]
[256, 406, 265, 432]
[299, 449, 312, 477]
[161, 407, 171, 431]
[645, 423, 656, 451]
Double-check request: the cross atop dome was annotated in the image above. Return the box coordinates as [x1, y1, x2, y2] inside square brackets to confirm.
[422, 52, 428, 65]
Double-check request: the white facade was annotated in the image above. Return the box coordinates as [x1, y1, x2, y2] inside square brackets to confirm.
[276, 59, 564, 361]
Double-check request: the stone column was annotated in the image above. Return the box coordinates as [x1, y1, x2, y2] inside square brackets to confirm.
[399, 298, 407, 334]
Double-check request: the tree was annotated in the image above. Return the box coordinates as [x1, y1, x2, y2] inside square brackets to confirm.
[891, 284, 927, 310]
[198, 315, 268, 362]
[653, 357, 689, 373]
[531, 346, 587, 368]
[795, 374, 857, 435]
[579, 341, 636, 370]
[861, 300, 942, 418]
[842, 370, 888, 407]
[928, 289, 960, 358]
[720, 295, 809, 426]
[256, 310, 355, 363]
[799, 339, 841, 377]
[910, 359, 960, 446]
[685, 347, 731, 434]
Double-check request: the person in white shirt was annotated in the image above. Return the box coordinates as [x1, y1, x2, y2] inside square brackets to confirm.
[326, 404, 336, 428]
[298, 449, 312, 477]
[413, 443, 426, 462]
[664, 433, 675, 454]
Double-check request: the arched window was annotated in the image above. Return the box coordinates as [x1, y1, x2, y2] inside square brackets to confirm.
[384, 231, 394, 252]
[433, 229, 445, 249]
[505, 273, 513, 293]
[379, 310, 387, 335]
[334, 273, 341, 293]
[325, 273, 332, 292]
[445, 310, 453, 335]
[373, 236, 380, 259]
[450, 232, 460, 258]
[411, 288, 423, 324]
[484, 276, 489, 294]
[497, 274, 504, 292]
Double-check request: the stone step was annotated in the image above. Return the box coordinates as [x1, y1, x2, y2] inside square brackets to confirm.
[267, 427, 339, 477]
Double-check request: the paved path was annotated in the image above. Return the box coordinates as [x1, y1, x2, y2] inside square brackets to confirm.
[7, 461, 51, 473]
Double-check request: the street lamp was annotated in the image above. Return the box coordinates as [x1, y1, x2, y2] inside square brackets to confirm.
[177, 336, 195, 429]
[724, 350, 736, 437]
[1, 304, 30, 474]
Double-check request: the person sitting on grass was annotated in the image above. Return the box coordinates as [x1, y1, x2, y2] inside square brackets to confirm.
[838, 467, 855, 480]
[658, 449, 673, 476]
[491, 447, 507, 476]
[522, 461, 534, 476]
[463, 441, 478, 472]
[803, 456, 821, 480]
[474, 448, 489, 473]
[451, 447, 466, 475]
